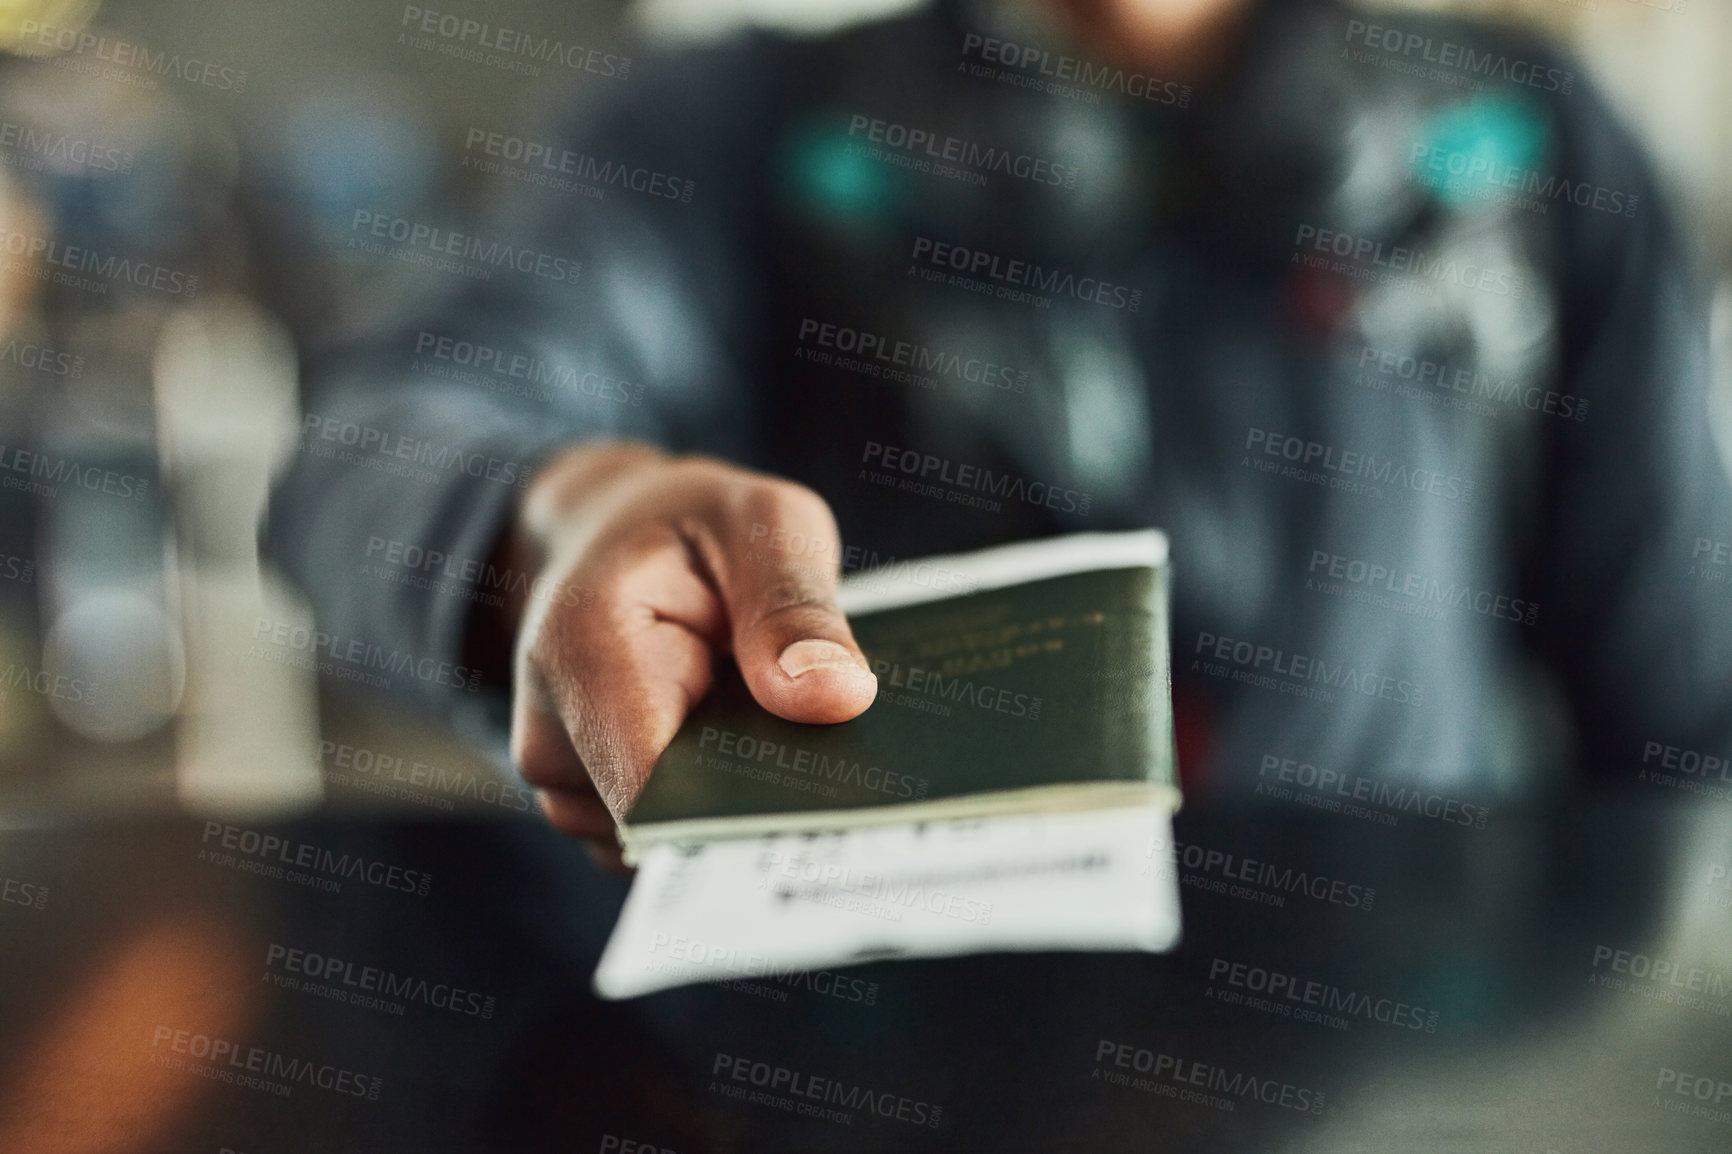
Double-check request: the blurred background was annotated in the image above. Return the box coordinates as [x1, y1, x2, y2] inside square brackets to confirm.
[0, 0, 1727, 824]
[0, 4, 1728, 1151]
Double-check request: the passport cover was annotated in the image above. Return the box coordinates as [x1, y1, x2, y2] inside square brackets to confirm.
[620, 531, 1177, 857]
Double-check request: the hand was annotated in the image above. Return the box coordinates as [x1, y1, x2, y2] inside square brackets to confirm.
[496, 443, 877, 865]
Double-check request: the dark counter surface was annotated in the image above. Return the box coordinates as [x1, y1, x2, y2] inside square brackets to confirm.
[2, 692, 1729, 1153]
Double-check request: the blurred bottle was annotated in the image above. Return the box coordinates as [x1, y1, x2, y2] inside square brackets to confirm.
[154, 299, 322, 819]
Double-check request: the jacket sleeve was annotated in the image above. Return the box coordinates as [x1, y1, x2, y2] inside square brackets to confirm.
[263, 40, 782, 718]
[1524, 78, 1732, 781]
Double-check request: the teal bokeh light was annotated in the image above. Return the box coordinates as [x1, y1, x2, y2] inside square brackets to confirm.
[779, 120, 900, 222]
[1412, 95, 1551, 212]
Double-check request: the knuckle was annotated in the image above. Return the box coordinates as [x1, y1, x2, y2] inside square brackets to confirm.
[773, 480, 834, 524]
[737, 475, 832, 527]
[749, 577, 838, 625]
[664, 453, 739, 489]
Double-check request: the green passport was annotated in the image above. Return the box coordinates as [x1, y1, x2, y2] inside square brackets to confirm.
[619, 531, 1178, 859]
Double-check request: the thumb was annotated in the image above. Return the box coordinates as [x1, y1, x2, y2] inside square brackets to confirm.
[711, 487, 876, 724]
